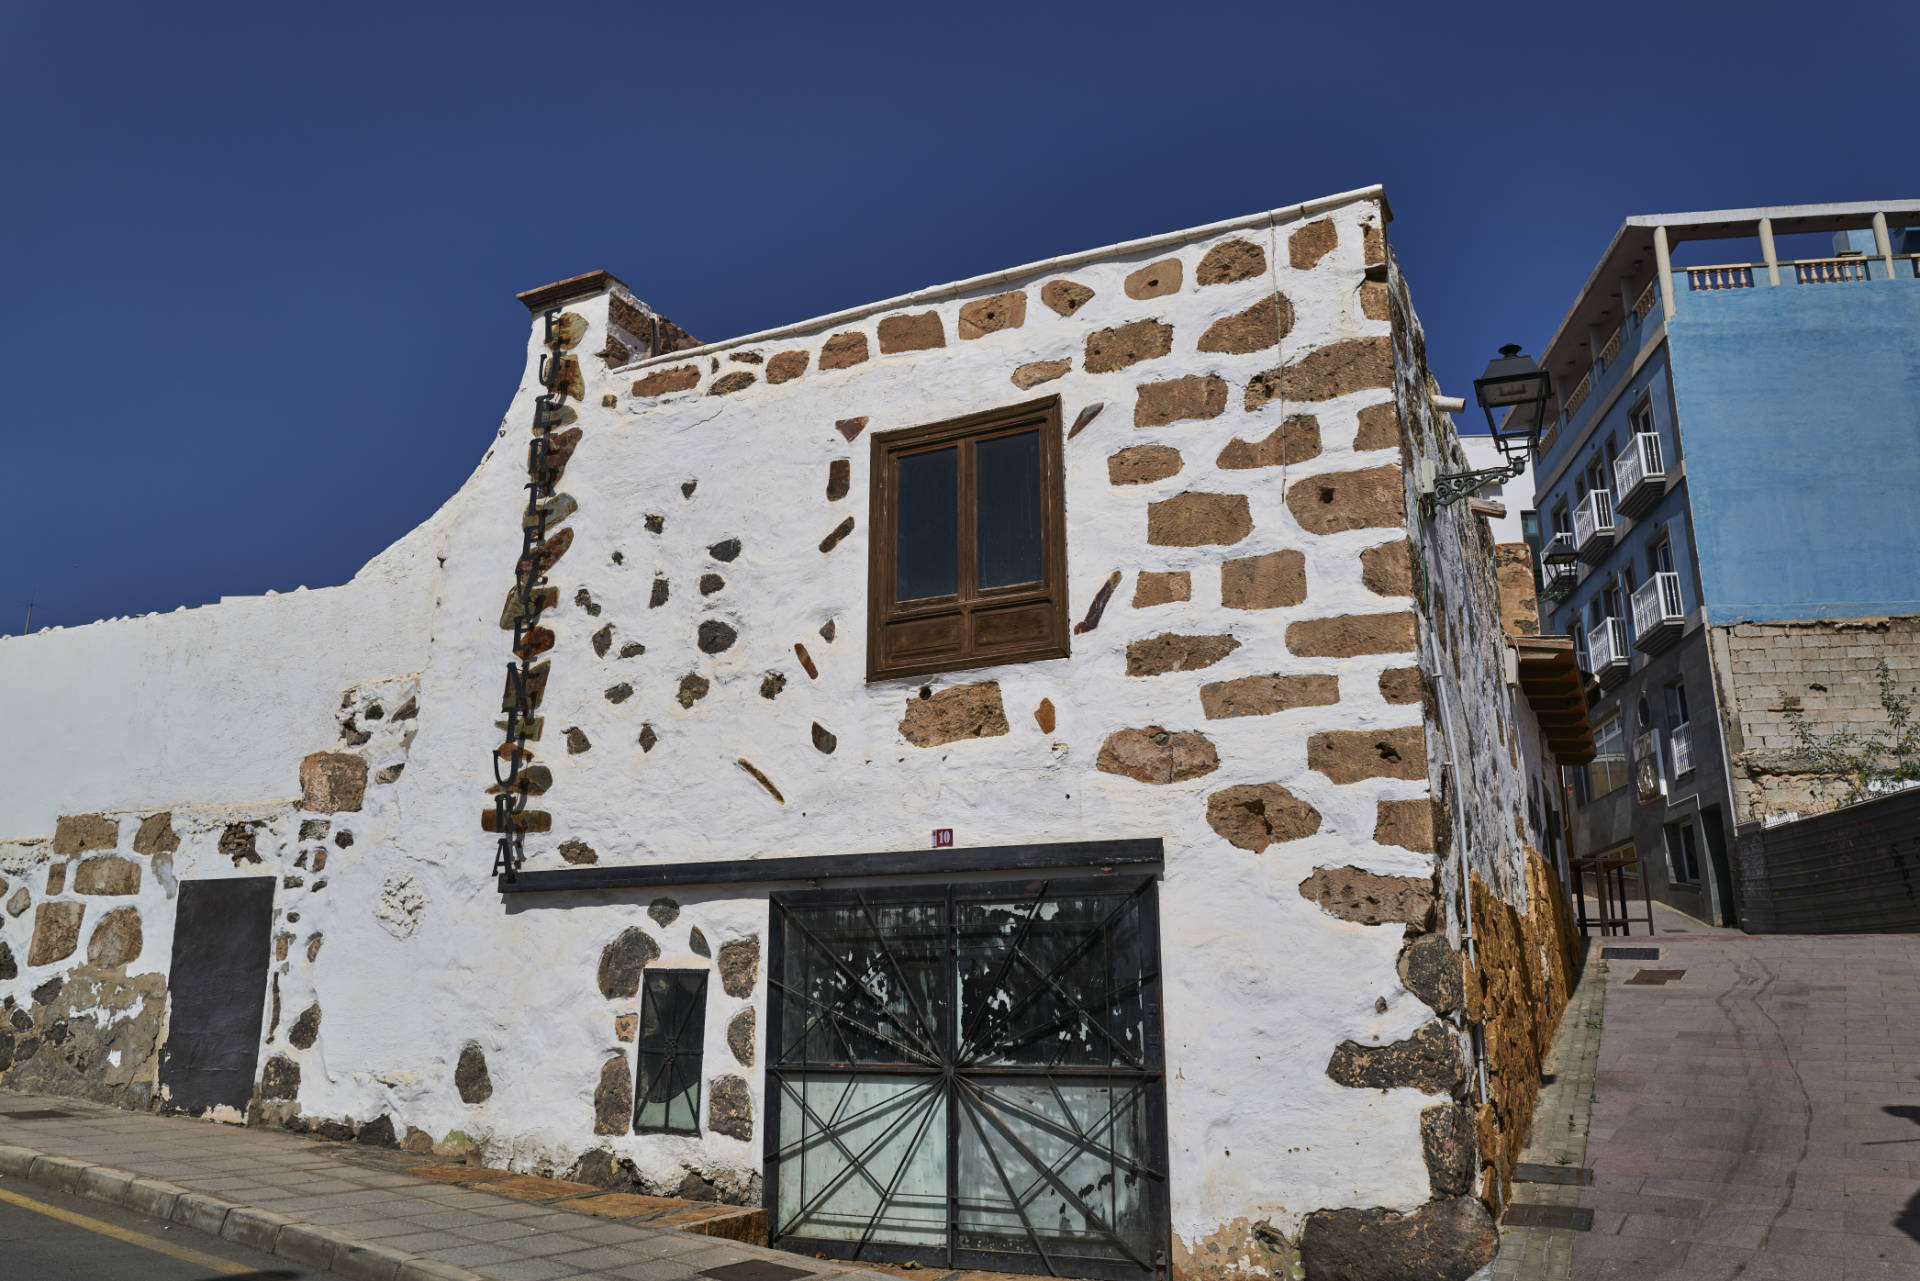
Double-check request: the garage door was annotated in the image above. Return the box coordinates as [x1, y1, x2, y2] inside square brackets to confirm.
[766, 876, 1167, 1281]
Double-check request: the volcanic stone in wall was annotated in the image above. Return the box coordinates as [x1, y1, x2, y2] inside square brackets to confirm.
[1012, 359, 1071, 390]
[1096, 727, 1219, 784]
[1085, 320, 1173, 373]
[1132, 571, 1190, 607]
[1308, 726, 1427, 783]
[1246, 337, 1395, 408]
[1421, 1103, 1480, 1198]
[597, 927, 661, 999]
[1285, 465, 1406, 535]
[132, 812, 178, 855]
[259, 1055, 301, 1100]
[1125, 258, 1183, 299]
[899, 682, 1010, 747]
[566, 727, 591, 754]
[1360, 279, 1392, 321]
[827, 459, 850, 501]
[1200, 673, 1338, 720]
[1134, 374, 1226, 427]
[1205, 783, 1322, 852]
[1197, 238, 1264, 285]
[289, 1004, 321, 1050]
[1399, 934, 1463, 1015]
[677, 673, 710, 708]
[709, 371, 756, 396]
[1146, 492, 1252, 547]
[1375, 798, 1435, 853]
[767, 350, 808, 383]
[1107, 445, 1183, 486]
[1361, 540, 1415, 597]
[52, 813, 118, 855]
[592, 624, 614, 658]
[300, 753, 368, 813]
[1041, 279, 1093, 316]
[1221, 550, 1306, 610]
[879, 312, 944, 353]
[632, 365, 699, 397]
[959, 291, 1026, 339]
[717, 937, 760, 998]
[1300, 1197, 1496, 1281]
[707, 1074, 753, 1141]
[1288, 218, 1337, 270]
[74, 857, 140, 896]
[605, 683, 634, 704]
[594, 1053, 633, 1135]
[1125, 633, 1240, 677]
[1198, 293, 1293, 354]
[456, 1043, 493, 1104]
[27, 903, 83, 967]
[1298, 866, 1434, 928]
[727, 1008, 755, 1066]
[819, 332, 869, 370]
[1287, 612, 1417, 658]
[1354, 401, 1403, 451]
[559, 840, 598, 865]
[1217, 415, 1322, 470]
[648, 898, 679, 926]
[1326, 1021, 1464, 1093]
[86, 908, 142, 969]
[6, 888, 29, 917]
[819, 517, 855, 553]
[698, 621, 737, 654]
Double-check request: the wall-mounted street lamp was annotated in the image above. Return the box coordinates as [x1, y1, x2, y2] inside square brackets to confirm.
[1419, 344, 1552, 518]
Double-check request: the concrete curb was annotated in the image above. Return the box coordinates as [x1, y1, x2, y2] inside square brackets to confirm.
[0, 1141, 484, 1281]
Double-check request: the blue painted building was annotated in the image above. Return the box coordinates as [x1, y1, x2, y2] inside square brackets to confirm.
[1521, 201, 1920, 926]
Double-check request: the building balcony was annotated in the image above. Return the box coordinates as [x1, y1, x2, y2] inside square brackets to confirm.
[1671, 721, 1695, 778]
[1573, 490, 1615, 563]
[1612, 432, 1667, 518]
[1585, 617, 1630, 688]
[1631, 571, 1686, 654]
[1684, 253, 1917, 292]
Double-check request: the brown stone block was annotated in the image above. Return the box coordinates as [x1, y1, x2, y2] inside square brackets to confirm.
[593, 1054, 632, 1136]
[766, 350, 808, 384]
[708, 370, 756, 396]
[900, 682, 1010, 747]
[499, 584, 558, 629]
[1301, 1197, 1495, 1281]
[1400, 933, 1463, 1014]
[1494, 543, 1539, 636]
[819, 331, 869, 370]
[1095, 726, 1218, 784]
[27, 902, 84, 967]
[512, 525, 573, 585]
[632, 365, 699, 397]
[131, 812, 178, 855]
[1011, 359, 1070, 390]
[1221, 550, 1306, 610]
[1147, 491, 1252, 546]
[479, 807, 551, 834]
[1353, 400, 1403, 451]
[1200, 673, 1338, 720]
[1379, 666, 1426, 704]
[1206, 783, 1322, 851]
[1134, 374, 1227, 428]
[718, 936, 760, 997]
[1374, 798, 1435, 853]
[73, 856, 141, 896]
[877, 311, 944, 353]
[299, 752, 367, 813]
[1287, 611, 1416, 657]
[86, 907, 143, 969]
[1033, 698, 1056, 734]
[958, 291, 1026, 339]
[819, 516, 855, 553]
[1361, 539, 1415, 597]
[1299, 865, 1434, 927]
[1085, 319, 1173, 373]
[1216, 415, 1321, 469]
[1246, 337, 1395, 408]
[1307, 725, 1426, 782]
[1326, 1021, 1465, 1094]
[1107, 444, 1183, 486]
[1364, 222, 1386, 266]
[1124, 258, 1183, 299]
[52, 814, 118, 856]
[827, 458, 850, 501]
[1288, 218, 1338, 269]
[1360, 278, 1392, 320]
[1041, 279, 1094, 316]
[1197, 293, 1293, 354]
[708, 1073, 754, 1141]
[1126, 632, 1241, 677]
[1197, 238, 1265, 285]
[1132, 570, 1190, 608]
[1284, 464, 1406, 533]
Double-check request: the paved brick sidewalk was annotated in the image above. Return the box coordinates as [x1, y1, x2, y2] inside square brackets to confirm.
[0, 1088, 893, 1281]
[1572, 933, 1920, 1280]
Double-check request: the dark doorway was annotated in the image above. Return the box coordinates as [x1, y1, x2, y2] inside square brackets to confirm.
[765, 876, 1168, 1281]
[1700, 807, 1739, 927]
[158, 877, 276, 1114]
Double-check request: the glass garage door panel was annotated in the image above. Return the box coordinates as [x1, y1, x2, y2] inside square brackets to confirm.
[776, 1074, 949, 1248]
[775, 897, 946, 1069]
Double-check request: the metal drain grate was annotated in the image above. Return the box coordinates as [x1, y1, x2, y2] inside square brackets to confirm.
[1513, 1162, 1594, 1186]
[1601, 946, 1660, 960]
[1625, 968, 1687, 986]
[1502, 1203, 1594, 1230]
[700, 1264, 816, 1281]
[1, 1110, 75, 1120]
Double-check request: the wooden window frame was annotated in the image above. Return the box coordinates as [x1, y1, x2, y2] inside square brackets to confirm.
[867, 397, 1069, 682]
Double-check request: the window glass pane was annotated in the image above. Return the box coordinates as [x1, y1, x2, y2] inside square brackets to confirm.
[975, 431, 1043, 589]
[636, 970, 707, 1134]
[895, 448, 958, 601]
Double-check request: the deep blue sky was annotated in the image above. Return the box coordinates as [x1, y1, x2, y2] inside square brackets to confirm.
[6, 3, 1916, 631]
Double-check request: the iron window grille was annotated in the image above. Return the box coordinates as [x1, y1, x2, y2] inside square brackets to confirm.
[765, 875, 1169, 1281]
[635, 969, 708, 1135]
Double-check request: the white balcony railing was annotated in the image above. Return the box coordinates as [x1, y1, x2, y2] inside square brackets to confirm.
[1586, 617, 1630, 684]
[1612, 432, 1667, 516]
[1598, 326, 1623, 367]
[1795, 256, 1872, 284]
[1671, 722, 1695, 778]
[1573, 489, 1615, 560]
[1688, 264, 1754, 291]
[1632, 279, 1659, 323]
[1564, 369, 1593, 417]
[1631, 572, 1685, 652]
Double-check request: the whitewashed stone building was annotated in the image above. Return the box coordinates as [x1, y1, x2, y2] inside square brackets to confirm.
[0, 186, 1589, 1281]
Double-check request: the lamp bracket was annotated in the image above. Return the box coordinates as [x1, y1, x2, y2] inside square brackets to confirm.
[1419, 455, 1528, 519]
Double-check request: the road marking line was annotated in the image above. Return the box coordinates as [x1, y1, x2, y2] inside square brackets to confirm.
[0, 1185, 251, 1275]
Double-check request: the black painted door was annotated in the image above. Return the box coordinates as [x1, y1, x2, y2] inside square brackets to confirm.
[158, 877, 276, 1114]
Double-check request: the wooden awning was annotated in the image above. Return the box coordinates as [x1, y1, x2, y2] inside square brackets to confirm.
[1512, 635, 1594, 764]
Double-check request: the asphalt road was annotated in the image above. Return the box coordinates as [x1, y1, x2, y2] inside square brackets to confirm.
[0, 1176, 345, 1280]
